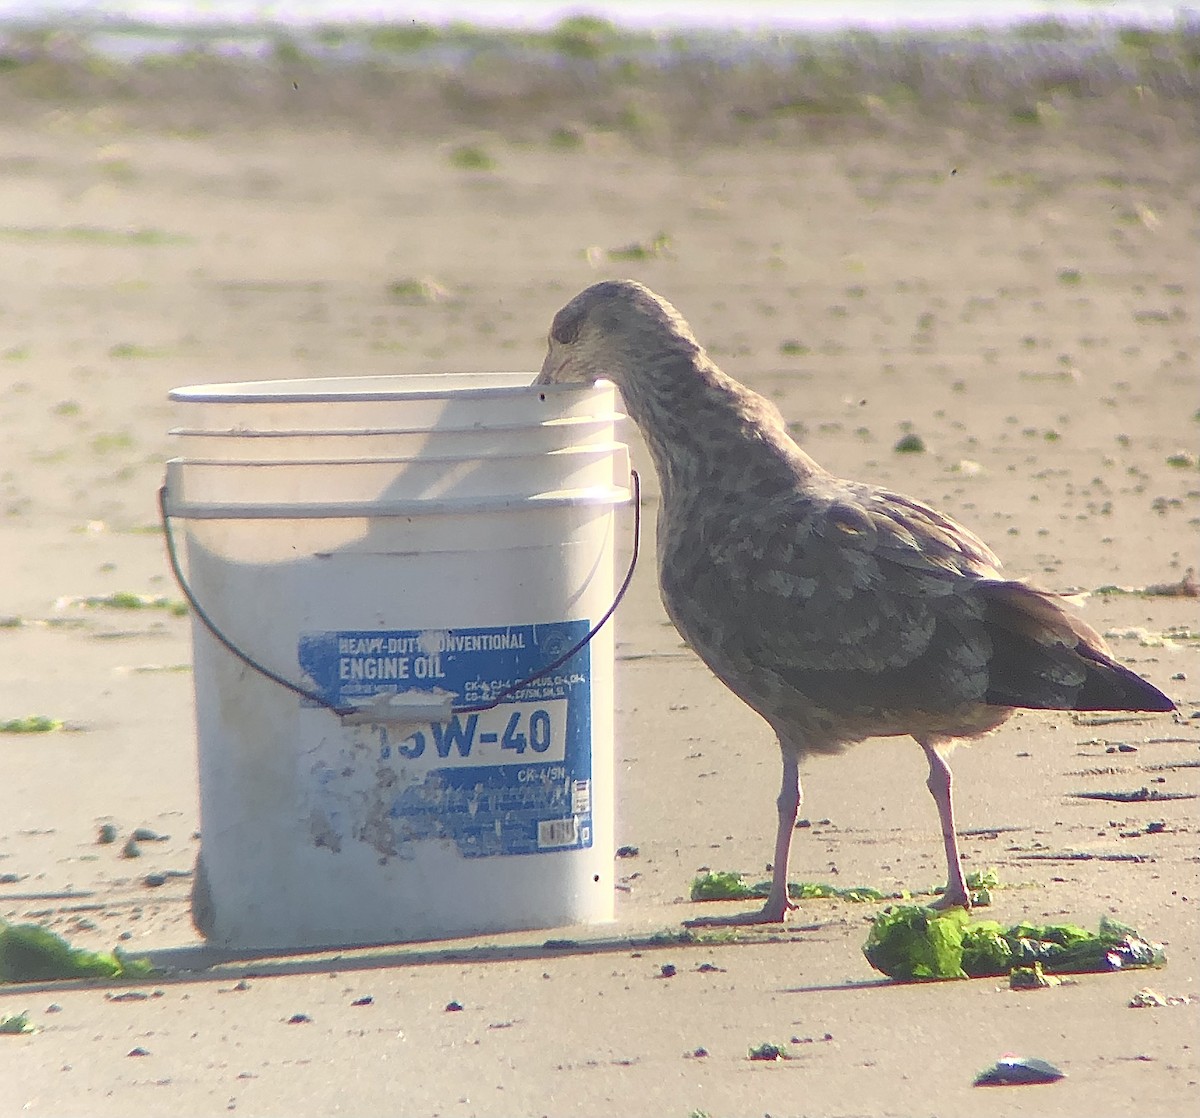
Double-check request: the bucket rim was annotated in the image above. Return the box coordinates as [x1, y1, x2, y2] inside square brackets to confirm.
[169, 373, 614, 404]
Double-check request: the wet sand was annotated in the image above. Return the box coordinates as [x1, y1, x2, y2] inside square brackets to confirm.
[0, 35, 1197, 1117]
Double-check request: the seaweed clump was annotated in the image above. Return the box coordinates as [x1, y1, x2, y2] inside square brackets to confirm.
[0, 921, 155, 983]
[863, 906, 1164, 981]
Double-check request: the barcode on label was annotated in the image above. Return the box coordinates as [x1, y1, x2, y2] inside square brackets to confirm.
[537, 817, 579, 849]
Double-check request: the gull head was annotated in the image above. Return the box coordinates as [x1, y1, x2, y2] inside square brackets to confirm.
[535, 280, 700, 388]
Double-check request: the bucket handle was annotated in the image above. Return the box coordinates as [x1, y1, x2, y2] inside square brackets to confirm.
[158, 471, 641, 721]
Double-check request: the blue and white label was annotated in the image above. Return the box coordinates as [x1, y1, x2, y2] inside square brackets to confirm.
[296, 622, 592, 860]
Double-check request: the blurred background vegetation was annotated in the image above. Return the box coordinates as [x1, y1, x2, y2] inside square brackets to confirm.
[0, 13, 1197, 143]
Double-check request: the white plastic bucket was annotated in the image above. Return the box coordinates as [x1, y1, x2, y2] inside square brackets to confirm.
[164, 374, 630, 950]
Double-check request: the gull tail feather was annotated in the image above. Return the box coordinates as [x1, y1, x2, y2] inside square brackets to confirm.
[978, 581, 1175, 713]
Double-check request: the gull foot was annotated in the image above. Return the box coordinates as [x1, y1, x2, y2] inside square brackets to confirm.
[927, 890, 971, 912]
[684, 898, 795, 928]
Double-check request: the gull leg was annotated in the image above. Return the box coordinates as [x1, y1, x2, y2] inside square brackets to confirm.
[759, 750, 801, 921]
[686, 747, 800, 927]
[917, 736, 970, 909]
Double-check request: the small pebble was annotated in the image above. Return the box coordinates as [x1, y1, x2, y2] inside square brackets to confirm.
[351, 996, 373, 1007]
[660, 964, 677, 978]
[615, 845, 640, 858]
[143, 873, 166, 887]
[287, 1013, 312, 1024]
[445, 1001, 464, 1012]
[127, 1047, 151, 1058]
[97, 823, 119, 845]
[974, 1056, 1064, 1086]
[132, 827, 169, 842]
[692, 1047, 709, 1058]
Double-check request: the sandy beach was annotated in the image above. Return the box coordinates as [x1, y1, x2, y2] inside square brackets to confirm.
[0, 23, 1197, 1117]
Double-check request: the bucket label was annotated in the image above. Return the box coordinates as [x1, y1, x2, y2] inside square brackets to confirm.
[296, 622, 593, 860]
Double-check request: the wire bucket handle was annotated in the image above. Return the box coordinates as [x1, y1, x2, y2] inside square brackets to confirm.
[159, 470, 641, 725]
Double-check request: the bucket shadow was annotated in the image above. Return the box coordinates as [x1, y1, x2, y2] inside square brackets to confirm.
[0, 920, 840, 998]
[150, 917, 836, 981]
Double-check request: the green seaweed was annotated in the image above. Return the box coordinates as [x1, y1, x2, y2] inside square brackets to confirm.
[788, 881, 888, 902]
[933, 867, 1000, 907]
[893, 432, 927, 453]
[1009, 961, 1061, 989]
[447, 144, 496, 171]
[0, 921, 155, 983]
[548, 15, 627, 60]
[0, 1011, 36, 1034]
[0, 225, 191, 246]
[0, 715, 63, 734]
[863, 907, 1165, 981]
[68, 592, 187, 617]
[863, 906, 972, 979]
[690, 871, 888, 903]
[646, 928, 699, 946]
[364, 23, 442, 53]
[690, 871, 756, 901]
[964, 868, 1001, 890]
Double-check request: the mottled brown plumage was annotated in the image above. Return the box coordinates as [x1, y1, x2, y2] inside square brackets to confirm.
[537, 280, 1175, 920]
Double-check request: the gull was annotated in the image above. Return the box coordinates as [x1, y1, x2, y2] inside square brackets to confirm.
[536, 279, 1175, 921]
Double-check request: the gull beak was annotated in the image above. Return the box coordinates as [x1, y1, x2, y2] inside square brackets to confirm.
[535, 348, 562, 385]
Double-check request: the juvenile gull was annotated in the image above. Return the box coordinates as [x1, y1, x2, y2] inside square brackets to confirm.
[536, 279, 1175, 921]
